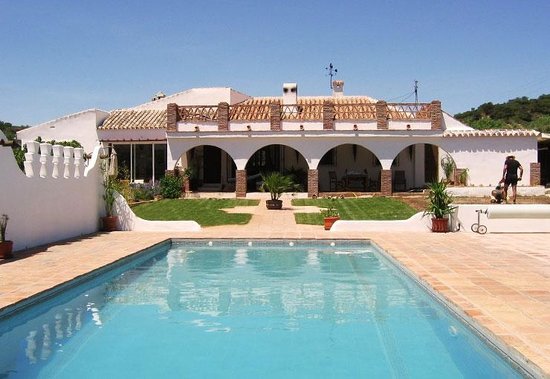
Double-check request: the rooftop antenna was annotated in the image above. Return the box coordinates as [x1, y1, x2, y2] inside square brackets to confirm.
[326, 63, 338, 89]
[414, 80, 419, 104]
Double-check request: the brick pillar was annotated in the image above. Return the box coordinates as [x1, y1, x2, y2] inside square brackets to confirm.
[431, 100, 442, 130]
[183, 176, 190, 193]
[167, 103, 178, 132]
[218, 102, 229, 131]
[236, 169, 247, 197]
[530, 162, 541, 186]
[270, 103, 281, 131]
[307, 169, 319, 198]
[380, 169, 392, 195]
[376, 101, 388, 129]
[323, 100, 334, 130]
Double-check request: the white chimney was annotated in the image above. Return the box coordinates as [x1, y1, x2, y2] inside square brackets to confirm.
[283, 83, 298, 104]
[332, 80, 344, 97]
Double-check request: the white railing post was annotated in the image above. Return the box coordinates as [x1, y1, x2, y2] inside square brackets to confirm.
[63, 146, 74, 178]
[39, 142, 52, 178]
[73, 147, 84, 179]
[52, 144, 64, 179]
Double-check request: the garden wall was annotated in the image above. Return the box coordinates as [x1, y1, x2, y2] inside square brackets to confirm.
[0, 131, 104, 252]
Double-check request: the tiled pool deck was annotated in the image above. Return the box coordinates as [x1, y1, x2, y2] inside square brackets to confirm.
[1, 202, 549, 377]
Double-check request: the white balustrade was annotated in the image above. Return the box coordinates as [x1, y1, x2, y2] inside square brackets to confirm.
[24, 152, 35, 177]
[52, 145, 64, 179]
[63, 146, 74, 178]
[39, 143, 52, 178]
[26, 140, 39, 154]
[73, 147, 84, 178]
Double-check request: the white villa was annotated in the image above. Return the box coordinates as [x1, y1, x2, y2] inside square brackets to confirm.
[17, 81, 542, 197]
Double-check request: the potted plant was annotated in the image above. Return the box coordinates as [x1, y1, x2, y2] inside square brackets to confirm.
[440, 154, 456, 184]
[423, 181, 456, 233]
[101, 174, 119, 231]
[0, 214, 13, 259]
[321, 197, 340, 230]
[457, 168, 469, 186]
[260, 172, 298, 210]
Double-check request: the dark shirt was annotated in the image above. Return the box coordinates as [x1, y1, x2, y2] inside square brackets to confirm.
[504, 158, 521, 179]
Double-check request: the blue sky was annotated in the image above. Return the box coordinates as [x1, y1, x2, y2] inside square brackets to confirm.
[1, 0, 549, 125]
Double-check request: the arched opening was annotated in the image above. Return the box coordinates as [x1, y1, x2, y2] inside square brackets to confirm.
[245, 144, 308, 192]
[175, 145, 236, 192]
[390, 143, 453, 192]
[318, 144, 382, 192]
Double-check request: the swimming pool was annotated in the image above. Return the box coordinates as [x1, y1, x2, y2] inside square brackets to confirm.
[0, 239, 528, 378]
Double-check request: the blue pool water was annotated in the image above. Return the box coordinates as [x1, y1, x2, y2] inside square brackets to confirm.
[0, 240, 527, 378]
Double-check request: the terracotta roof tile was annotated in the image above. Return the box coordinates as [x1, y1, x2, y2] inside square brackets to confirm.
[100, 109, 166, 130]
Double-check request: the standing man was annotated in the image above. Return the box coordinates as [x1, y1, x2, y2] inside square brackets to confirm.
[502, 155, 523, 204]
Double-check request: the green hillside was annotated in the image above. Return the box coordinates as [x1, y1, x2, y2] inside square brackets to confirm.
[0, 121, 28, 141]
[454, 94, 550, 132]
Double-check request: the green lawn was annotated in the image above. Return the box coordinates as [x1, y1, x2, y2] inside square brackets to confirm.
[292, 197, 418, 225]
[131, 199, 260, 226]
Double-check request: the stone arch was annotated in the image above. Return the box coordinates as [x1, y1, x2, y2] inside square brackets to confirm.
[174, 144, 237, 192]
[244, 144, 309, 192]
[318, 143, 382, 192]
[389, 143, 456, 192]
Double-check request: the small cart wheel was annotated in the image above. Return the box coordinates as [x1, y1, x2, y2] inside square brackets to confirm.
[477, 225, 487, 234]
[471, 223, 479, 233]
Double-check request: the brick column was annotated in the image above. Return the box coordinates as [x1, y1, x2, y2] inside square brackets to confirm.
[323, 100, 334, 130]
[218, 102, 229, 131]
[530, 162, 541, 186]
[380, 169, 392, 195]
[431, 100, 442, 130]
[270, 103, 281, 131]
[307, 169, 319, 198]
[183, 176, 190, 193]
[236, 169, 247, 197]
[376, 101, 388, 129]
[167, 103, 178, 132]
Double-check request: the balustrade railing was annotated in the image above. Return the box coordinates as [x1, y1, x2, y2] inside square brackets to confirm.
[178, 106, 219, 121]
[229, 103, 271, 121]
[23, 141, 85, 179]
[281, 104, 323, 120]
[176, 101, 434, 124]
[334, 103, 377, 120]
[386, 103, 431, 120]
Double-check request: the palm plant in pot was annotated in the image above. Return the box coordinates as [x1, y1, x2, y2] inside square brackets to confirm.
[260, 172, 299, 210]
[0, 214, 13, 259]
[423, 181, 456, 233]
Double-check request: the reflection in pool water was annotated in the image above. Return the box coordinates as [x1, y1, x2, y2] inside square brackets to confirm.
[0, 240, 527, 378]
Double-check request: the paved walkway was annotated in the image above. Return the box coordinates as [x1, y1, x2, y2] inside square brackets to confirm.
[1, 199, 549, 377]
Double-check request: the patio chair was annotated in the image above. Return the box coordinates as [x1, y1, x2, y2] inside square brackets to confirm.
[329, 171, 338, 191]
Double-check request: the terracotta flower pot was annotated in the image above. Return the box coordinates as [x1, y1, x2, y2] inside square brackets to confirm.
[324, 216, 340, 230]
[101, 216, 119, 232]
[431, 217, 449, 233]
[0, 240, 14, 259]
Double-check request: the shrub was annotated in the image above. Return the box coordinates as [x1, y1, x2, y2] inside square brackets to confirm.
[159, 175, 183, 199]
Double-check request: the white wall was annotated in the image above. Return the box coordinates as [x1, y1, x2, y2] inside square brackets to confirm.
[17, 109, 109, 153]
[131, 87, 252, 110]
[442, 136, 537, 186]
[0, 141, 104, 252]
[166, 132, 540, 187]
